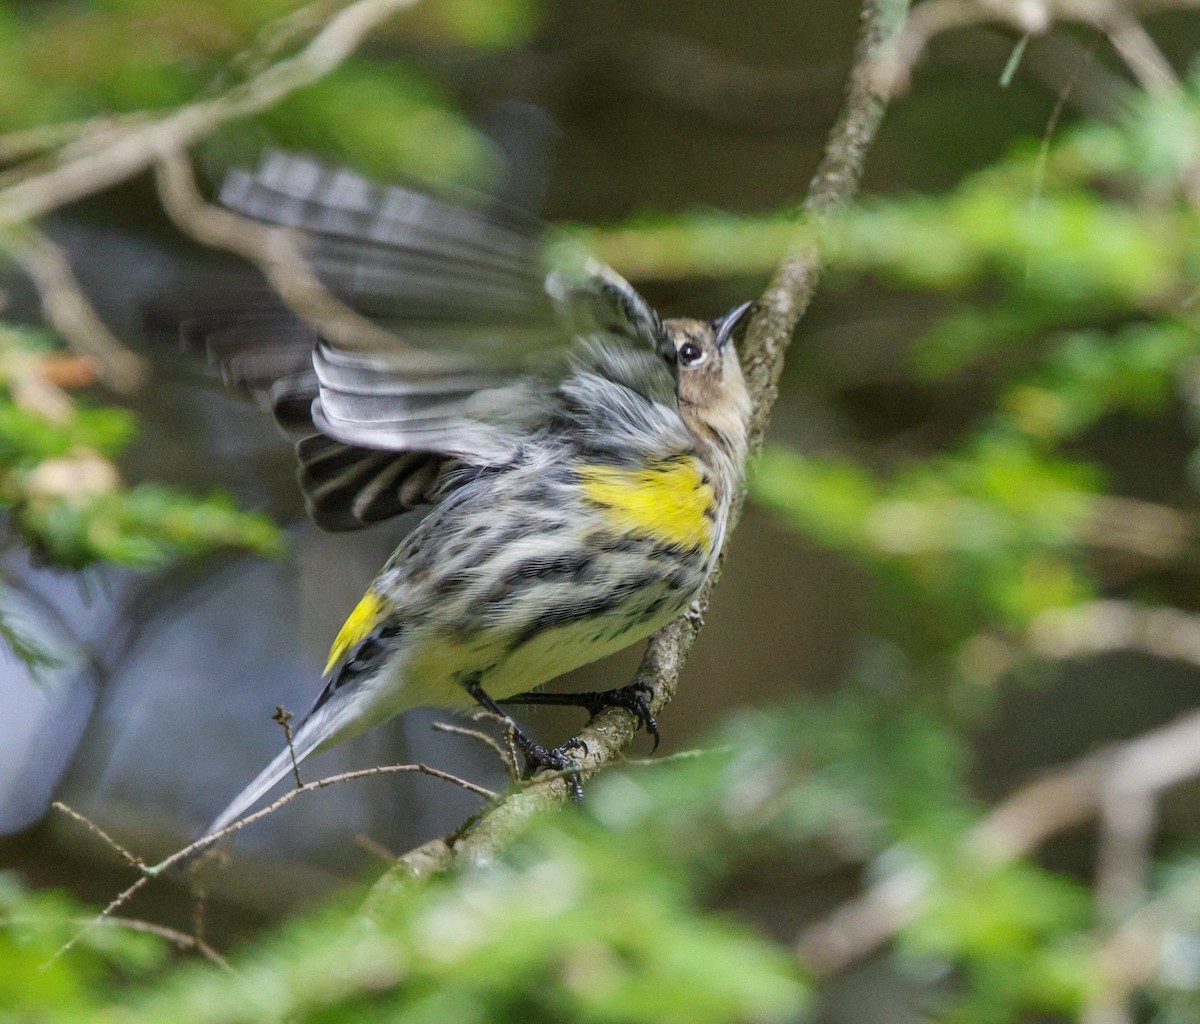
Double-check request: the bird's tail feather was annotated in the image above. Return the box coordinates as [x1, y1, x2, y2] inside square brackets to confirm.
[201, 703, 340, 842]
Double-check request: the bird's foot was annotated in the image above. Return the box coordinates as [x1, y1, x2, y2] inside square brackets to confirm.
[514, 734, 586, 802]
[502, 681, 660, 753]
[586, 681, 659, 752]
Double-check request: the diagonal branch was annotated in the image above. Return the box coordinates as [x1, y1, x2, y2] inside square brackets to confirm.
[0, 0, 425, 397]
[0, 0, 425, 228]
[368, 0, 913, 897]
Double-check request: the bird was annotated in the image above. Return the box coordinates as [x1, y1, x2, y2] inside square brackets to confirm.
[191, 151, 753, 839]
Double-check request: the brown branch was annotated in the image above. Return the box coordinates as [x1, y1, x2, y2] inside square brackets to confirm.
[800, 602, 1200, 977]
[1100, 7, 1182, 94]
[431, 717, 516, 767]
[0, 0, 420, 397]
[0, 116, 141, 164]
[52, 801, 145, 870]
[148, 761, 496, 877]
[365, 0, 912, 900]
[875, 0, 1196, 98]
[272, 705, 304, 789]
[79, 915, 233, 973]
[1025, 600, 1200, 667]
[51, 760, 493, 963]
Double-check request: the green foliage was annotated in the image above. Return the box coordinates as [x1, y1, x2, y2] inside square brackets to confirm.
[0, 596, 63, 681]
[4, 7, 1200, 1024]
[753, 437, 1098, 641]
[566, 211, 802, 282]
[902, 860, 1093, 1024]
[559, 58, 1200, 1024]
[4, 697, 1121, 1024]
[0, 324, 283, 666]
[4, 695, 1195, 1022]
[0, 874, 167, 1021]
[261, 63, 498, 184]
[15, 483, 283, 569]
[3, 713, 833, 1024]
[137, 828, 803, 1024]
[0, 401, 134, 464]
[398, 0, 542, 48]
[734, 79, 1200, 662]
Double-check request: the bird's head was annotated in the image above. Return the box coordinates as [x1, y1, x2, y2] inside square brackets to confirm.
[663, 301, 753, 468]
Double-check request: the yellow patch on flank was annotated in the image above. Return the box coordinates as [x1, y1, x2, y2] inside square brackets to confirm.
[578, 457, 715, 553]
[325, 589, 386, 675]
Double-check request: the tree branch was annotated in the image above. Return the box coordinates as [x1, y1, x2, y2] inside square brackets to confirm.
[874, 0, 1197, 99]
[0, 0, 424, 228]
[368, 0, 912, 898]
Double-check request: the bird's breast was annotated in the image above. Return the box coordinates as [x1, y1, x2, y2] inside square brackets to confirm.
[575, 456, 719, 556]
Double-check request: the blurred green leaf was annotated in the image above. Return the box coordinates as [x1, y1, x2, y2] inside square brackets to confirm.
[14, 484, 284, 569]
[902, 861, 1093, 1023]
[0, 873, 168, 1020]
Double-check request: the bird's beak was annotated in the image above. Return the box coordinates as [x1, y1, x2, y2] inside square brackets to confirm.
[712, 301, 754, 350]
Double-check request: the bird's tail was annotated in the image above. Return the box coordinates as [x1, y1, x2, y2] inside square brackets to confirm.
[200, 700, 348, 844]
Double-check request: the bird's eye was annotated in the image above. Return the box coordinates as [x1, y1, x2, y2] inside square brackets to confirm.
[678, 341, 704, 365]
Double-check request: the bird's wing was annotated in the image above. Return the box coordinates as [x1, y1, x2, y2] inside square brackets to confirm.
[189, 151, 680, 529]
[219, 151, 551, 328]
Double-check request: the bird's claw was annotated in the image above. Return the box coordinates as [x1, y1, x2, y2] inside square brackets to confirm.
[516, 735, 587, 802]
[582, 681, 660, 753]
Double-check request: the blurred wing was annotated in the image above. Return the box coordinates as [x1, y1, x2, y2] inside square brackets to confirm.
[219, 151, 551, 328]
[188, 151, 677, 529]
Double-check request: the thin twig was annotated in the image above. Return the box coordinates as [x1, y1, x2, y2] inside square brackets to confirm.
[155, 761, 497, 874]
[84, 915, 233, 973]
[52, 801, 145, 870]
[1101, 9, 1182, 94]
[273, 705, 303, 789]
[50, 875, 151, 962]
[355, 834, 401, 863]
[217, 0, 355, 90]
[51, 760, 494, 963]
[875, 0, 1195, 99]
[431, 719, 513, 764]
[188, 874, 212, 969]
[0, 117, 132, 164]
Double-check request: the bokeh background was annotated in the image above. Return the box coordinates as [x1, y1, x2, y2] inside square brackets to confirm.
[4, 1, 1200, 1022]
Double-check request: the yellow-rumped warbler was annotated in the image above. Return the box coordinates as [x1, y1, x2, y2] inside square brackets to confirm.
[197, 152, 752, 836]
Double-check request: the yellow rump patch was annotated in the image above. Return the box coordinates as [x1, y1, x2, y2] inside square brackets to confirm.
[578, 458, 715, 553]
[325, 589, 386, 675]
